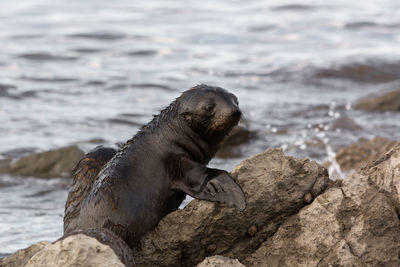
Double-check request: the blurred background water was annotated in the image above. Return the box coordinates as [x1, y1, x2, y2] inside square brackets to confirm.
[1, 0, 400, 256]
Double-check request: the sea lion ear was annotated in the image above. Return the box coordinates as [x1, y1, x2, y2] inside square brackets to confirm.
[174, 167, 247, 211]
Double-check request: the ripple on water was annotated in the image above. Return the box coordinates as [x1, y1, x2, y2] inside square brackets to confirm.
[0, 175, 69, 254]
[126, 49, 158, 57]
[72, 48, 105, 54]
[20, 76, 80, 83]
[17, 53, 79, 61]
[67, 32, 125, 41]
[344, 21, 400, 29]
[270, 4, 317, 11]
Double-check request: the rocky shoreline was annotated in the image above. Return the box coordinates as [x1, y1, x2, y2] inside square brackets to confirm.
[2, 90, 400, 266]
[2, 137, 400, 266]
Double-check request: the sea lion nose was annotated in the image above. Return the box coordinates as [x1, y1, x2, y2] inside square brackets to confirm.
[231, 108, 242, 119]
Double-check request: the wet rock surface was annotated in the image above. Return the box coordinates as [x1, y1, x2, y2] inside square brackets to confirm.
[335, 136, 399, 172]
[133, 148, 329, 266]
[246, 145, 400, 267]
[354, 89, 400, 111]
[0, 146, 84, 178]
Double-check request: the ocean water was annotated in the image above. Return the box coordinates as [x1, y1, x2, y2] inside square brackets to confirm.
[1, 0, 400, 255]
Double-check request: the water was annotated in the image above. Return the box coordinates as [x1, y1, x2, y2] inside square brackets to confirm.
[1, 0, 400, 255]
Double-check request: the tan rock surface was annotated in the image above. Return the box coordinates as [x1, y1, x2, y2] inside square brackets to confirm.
[26, 234, 125, 267]
[245, 146, 400, 266]
[0, 146, 84, 178]
[196, 255, 245, 267]
[133, 148, 329, 266]
[354, 89, 400, 111]
[336, 136, 398, 172]
[0, 241, 50, 267]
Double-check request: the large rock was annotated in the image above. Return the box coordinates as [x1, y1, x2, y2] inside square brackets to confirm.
[245, 145, 400, 266]
[133, 148, 329, 266]
[336, 136, 398, 172]
[0, 146, 84, 178]
[0, 228, 135, 267]
[196, 255, 244, 267]
[0, 241, 50, 267]
[362, 144, 400, 213]
[354, 89, 400, 111]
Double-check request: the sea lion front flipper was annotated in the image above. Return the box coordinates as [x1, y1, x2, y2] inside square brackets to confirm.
[196, 168, 246, 211]
[172, 159, 246, 211]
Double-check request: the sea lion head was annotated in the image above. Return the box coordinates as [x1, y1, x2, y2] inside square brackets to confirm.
[178, 84, 242, 141]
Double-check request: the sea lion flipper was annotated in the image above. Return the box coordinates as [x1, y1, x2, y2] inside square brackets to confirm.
[197, 169, 246, 211]
[173, 161, 246, 211]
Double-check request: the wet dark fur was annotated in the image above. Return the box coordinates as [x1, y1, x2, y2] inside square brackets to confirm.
[64, 147, 117, 234]
[64, 84, 246, 248]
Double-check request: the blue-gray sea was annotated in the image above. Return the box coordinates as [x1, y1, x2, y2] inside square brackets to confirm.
[1, 0, 400, 256]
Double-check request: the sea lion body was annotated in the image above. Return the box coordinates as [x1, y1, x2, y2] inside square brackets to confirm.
[67, 85, 246, 247]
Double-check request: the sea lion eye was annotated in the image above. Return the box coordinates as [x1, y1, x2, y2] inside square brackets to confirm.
[233, 97, 239, 106]
[204, 103, 215, 112]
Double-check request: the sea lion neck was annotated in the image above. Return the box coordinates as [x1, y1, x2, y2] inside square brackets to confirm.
[175, 120, 218, 163]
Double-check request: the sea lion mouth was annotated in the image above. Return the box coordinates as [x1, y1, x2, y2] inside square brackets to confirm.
[209, 110, 242, 132]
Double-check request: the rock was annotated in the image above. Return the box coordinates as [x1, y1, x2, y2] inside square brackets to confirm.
[335, 136, 399, 172]
[216, 124, 256, 158]
[59, 228, 136, 267]
[0, 241, 51, 267]
[25, 228, 134, 267]
[361, 144, 400, 213]
[196, 255, 245, 267]
[314, 62, 400, 84]
[1, 229, 135, 267]
[133, 148, 329, 266]
[245, 145, 400, 266]
[0, 146, 84, 178]
[354, 89, 400, 111]
[330, 116, 362, 131]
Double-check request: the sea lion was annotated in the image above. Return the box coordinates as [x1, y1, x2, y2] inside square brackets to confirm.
[63, 84, 246, 248]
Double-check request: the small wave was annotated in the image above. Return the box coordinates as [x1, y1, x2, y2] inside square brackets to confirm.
[84, 80, 107, 86]
[247, 24, 275, 32]
[72, 48, 104, 54]
[68, 32, 125, 41]
[344, 21, 400, 29]
[126, 50, 157, 57]
[0, 88, 37, 100]
[271, 4, 316, 11]
[17, 53, 78, 61]
[0, 83, 16, 92]
[107, 83, 172, 91]
[313, 61, 400, 84]
[107, 118, 142, 127]
[130, 83, 172, 90]
[20, 76, 79, 83]
[10, 34, 44, 40]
